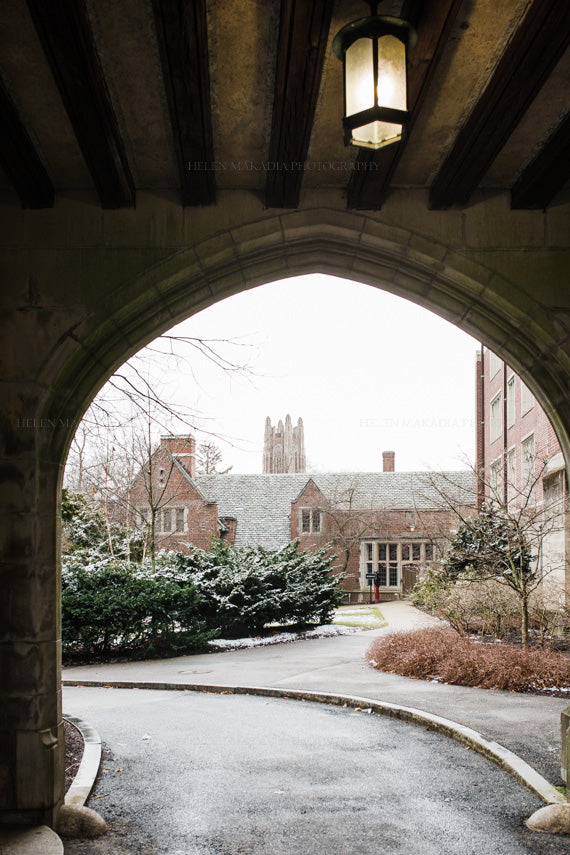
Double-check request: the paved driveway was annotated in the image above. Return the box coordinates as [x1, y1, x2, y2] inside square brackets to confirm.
[62, 687, 569, 855]
[63, 603, 569, 783]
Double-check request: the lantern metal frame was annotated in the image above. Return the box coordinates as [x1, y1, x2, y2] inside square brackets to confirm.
[333, 13, 417, 150]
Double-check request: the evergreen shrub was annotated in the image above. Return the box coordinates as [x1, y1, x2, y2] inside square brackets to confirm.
[62, 555, 214, 659]
[61, 519, 343, 658]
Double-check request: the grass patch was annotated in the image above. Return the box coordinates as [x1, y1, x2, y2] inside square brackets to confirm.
[333, 605, 386, 630]
[366, 627, 570, 693]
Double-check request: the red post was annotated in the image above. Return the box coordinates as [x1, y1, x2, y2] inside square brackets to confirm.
[374, 584, 379, 603]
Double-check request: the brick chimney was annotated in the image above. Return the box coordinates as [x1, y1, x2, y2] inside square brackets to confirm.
[382, 450, 395, 472]
[161, 435, 196, 478]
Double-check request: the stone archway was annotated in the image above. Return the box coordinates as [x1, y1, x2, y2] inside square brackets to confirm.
[2, 198, 569, 828]
[41, 209, 570, 466]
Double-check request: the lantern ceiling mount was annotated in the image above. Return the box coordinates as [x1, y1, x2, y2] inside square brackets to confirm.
[333, 2, 417, 151]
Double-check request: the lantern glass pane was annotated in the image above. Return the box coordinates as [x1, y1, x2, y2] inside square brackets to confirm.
[345, 38, 374, 116]
[352, 34, 404, 148]
[352, 119, 402, 148]
[352, 121, 386, 147]
[377, 35, 406, 111]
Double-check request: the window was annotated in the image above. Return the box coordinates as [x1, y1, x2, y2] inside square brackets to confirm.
[507, 448, 516, 503]
[378, 543, 398, 587]
[488, 351, 502, 379]
[362, 541, 435, 589]
[521, 435, 535, 494]
[138, 508, 148, 525]
[176, 508, 185, 532]
[489, 392, 502, 443]
[162, 508, 172, 532]
[159, 468, 165, 485]
[506, 376, 515, 428]
[521, 382, 533, 416]
[543, 471, 564, 507]
[365, 542, 373, 578]
[300, 508, 321, 534]
[490, 457, 503, 500]
[362, 542, 398, 588]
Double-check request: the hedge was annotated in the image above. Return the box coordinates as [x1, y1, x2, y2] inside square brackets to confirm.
[62, 540, 343, 659]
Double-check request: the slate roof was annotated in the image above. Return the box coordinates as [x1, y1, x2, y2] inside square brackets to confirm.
[195, 471, 476, 549]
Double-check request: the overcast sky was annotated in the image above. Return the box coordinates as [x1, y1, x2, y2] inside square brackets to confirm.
[145, 274, 479, 475]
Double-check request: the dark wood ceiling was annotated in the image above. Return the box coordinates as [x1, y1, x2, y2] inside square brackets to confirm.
[0, 0, 568, 211]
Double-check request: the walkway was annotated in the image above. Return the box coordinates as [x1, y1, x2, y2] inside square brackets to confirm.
[63, 602, 569, 784]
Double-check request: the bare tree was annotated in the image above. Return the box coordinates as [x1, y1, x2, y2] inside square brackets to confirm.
[417, 457, 567, 649]
[64, 331, 255, 564]
[316, 481, 387, 579]
[196, 442, 232, 475]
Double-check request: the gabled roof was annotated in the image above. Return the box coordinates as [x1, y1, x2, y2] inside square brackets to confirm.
[196, 471, 476, 548]
[196, 473, 309, 548]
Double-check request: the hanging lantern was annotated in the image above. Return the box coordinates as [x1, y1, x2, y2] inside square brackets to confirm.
[333, 7, 416, 150]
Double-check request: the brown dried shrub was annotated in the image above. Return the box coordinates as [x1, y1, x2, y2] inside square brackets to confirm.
[367, 627, 570, 693]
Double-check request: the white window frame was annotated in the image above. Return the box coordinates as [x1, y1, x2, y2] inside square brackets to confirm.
[521, 434, 535, 496]
[489, 392, 503, 444]
[488, 351, 502, 379]
[506, 447, 516, 504]
[521, 382, 534, 417]
[360, 541, 436, 589]
[506, 375, 515, 428]
[490, 456, 503, 501]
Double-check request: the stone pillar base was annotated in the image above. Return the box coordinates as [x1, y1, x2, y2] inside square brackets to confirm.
[0, 825, 63, 854]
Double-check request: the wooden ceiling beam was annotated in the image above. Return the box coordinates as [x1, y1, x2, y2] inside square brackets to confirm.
[152, 0, 215, 206]
[511, 112, 570, 210]
[26, 0, 135, 208]
[429, 0, 570, 210]
[265, 0, 333, 209]
[0, 77, 54, 208]
[346, 0, 463, 211]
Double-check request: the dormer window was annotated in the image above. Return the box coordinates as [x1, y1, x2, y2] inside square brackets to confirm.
[300, 508, 321, 534]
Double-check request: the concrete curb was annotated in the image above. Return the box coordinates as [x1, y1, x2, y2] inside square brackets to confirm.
[63, 714, 102, 807]
[63, 680, 567, 807]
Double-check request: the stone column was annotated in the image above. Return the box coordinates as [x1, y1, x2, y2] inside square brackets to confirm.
[0, 412, 64, 827]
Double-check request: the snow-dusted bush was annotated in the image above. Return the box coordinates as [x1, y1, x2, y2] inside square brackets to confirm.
[61, 490, 343, 657]
[169, 539, 343, 635]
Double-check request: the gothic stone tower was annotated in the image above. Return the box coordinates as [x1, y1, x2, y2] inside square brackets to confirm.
[263, 415, 306, 473]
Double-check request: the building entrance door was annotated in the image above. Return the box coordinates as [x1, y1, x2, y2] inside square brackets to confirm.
[402, 564, 419, 596]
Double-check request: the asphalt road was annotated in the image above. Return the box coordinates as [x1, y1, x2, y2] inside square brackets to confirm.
[62, 686, 570, 855]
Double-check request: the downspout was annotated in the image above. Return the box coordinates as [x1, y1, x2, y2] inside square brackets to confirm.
[477, 345, 485, 509]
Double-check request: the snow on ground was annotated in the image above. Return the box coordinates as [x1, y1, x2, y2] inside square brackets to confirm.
[207, 624, 361, 652]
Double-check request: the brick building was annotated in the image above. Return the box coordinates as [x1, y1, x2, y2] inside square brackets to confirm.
[128, 435, 223, 553]
[476, 347, 569, 597]
[130, 435, 475, 601]
[287, 467, 474, 601]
